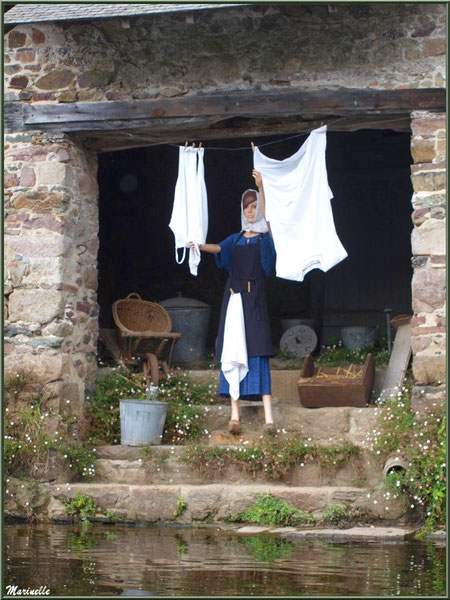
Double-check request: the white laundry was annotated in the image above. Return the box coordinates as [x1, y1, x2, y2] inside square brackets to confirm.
[169, 146, 208, 276]
[254, 125, 347, 282]
[220, 291, 248, 401]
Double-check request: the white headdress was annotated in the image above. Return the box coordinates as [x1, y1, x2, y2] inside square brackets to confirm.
[240, 189, 268, 234]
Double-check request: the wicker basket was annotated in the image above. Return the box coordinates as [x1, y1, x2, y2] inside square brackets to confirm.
[112, 293, 172, 335]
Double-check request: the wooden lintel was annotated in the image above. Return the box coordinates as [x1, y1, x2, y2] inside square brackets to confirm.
[4, 88, 445, 134]
[81, 113, 412, 153]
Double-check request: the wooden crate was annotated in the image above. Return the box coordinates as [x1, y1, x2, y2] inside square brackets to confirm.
[297, 354, 375, 408]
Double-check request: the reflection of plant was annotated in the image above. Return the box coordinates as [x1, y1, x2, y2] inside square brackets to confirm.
[65, 523, 97, 553]
[175, 534, 188, 557]
[240, 535, 295, 562]
[366, 386, 446, 533]
[230, 494, 316, 527]
[65, 490, 98, 524]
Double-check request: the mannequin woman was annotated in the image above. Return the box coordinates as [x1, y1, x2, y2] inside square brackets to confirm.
[191, 170, 276, 435]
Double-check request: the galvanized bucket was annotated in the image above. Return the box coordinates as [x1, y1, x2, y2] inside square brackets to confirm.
[341, 326, 375, 351]
[160, 293, 211, 363]
[119, 399, 168, 446]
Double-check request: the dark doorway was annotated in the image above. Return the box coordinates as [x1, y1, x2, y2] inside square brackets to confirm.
[97, 128, 413, 355]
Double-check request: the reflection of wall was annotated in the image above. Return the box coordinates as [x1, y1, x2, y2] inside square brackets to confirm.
[97, 130, 414, 350]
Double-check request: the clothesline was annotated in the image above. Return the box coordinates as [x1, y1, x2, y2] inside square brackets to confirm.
[119, 114, 409, 152]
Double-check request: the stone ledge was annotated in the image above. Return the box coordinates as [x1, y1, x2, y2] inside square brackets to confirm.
[281, 526, 418, 543]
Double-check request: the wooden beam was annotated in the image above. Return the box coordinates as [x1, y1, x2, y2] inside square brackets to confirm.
[4, 88, 445, 134]
[81, 113, 412, 153]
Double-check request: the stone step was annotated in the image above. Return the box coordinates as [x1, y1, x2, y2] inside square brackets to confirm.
[94, 443, 381, 487]
[201, 404, 376, 446]
[187, 368, 387, 405]
[47, 482, 405, 524]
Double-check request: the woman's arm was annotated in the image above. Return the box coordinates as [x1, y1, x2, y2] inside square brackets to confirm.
[252, 169, 272, 237]
[189, 242, 221, 254]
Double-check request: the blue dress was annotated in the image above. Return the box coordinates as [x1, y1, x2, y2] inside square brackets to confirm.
[215, 233, 276, 400]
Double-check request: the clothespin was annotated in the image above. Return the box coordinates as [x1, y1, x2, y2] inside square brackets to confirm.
[192, 142, 196, 148]
[184, 141, 188, 148]
[199, 142, 202, 150]
[320, 121, 324, 127]
[251, 142, 255, 153]
[230, 288, 235, 295]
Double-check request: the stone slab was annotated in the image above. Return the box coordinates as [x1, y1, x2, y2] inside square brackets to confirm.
[281, 527, 414, 543]
[94, 443, 381, 487]
[236, 526, 272, 534]
[5, 481, 407, 524]
[203, 404, 377, 445]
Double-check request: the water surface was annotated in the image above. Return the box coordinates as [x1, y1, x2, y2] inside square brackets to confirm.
[5, 522, 446, 597]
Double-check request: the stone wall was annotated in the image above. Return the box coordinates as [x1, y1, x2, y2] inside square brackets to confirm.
[4, 132, 99, 425]
[410, 111, 446, 386]
[4, 3, 446, 102]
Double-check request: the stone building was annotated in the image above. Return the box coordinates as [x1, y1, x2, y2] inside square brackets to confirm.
[4, 2, 446, 424]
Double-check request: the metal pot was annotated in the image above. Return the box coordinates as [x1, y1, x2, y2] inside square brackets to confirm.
[160, 293, 211, 364]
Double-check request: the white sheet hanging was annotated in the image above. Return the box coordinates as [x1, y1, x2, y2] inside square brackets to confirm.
[169, 146, 208, 276]
[254, 126, 347, 282]
[220, 291, 248, 401]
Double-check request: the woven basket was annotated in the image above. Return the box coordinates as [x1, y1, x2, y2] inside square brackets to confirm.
[113, 293, 172, 334]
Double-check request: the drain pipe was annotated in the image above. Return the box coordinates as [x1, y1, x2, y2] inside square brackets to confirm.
[382, 456, 408, 478]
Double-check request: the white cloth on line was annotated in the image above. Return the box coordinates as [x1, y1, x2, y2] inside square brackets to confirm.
[169, 146, 208, 276]
[220, 291, 248, 401]
[253, 125, 347, 282]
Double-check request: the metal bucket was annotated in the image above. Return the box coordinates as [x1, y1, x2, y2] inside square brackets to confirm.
[120, 399, 168, 446]
[341, 326, 375, 350]
[160, 293, 211, 363]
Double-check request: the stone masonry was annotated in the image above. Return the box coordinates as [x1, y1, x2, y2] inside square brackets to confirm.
[3, 3, 447, 420]
[410, 111, 446, 385]
[4, 131, 99, 424]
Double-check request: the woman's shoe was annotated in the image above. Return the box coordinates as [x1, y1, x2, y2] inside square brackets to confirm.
[263, 422, 277, 436]
[228, 420, 242, 435]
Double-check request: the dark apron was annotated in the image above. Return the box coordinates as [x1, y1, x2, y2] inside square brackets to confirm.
[216, 232, 273, 360]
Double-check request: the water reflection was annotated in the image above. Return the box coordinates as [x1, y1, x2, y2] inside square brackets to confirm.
[5, 522, 446, 596]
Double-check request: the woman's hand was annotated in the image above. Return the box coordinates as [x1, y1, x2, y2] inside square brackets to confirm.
[190, 242, 221, 254]
[252, 169, 263, 189]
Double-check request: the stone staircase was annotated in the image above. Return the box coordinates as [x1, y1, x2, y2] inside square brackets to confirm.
[41, 375, 406, 525]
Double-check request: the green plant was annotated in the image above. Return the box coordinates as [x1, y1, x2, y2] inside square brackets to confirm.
[87, 367, 213, 446]
[232, 493, 316, 527]
[174, 496, 187, 518]
[322, 504, 348, 526]
[316, 343, 390, 367]
[274, 349, 298, 361]
[65, 490, 98, 523]
[366, 386, 446, 533]
[321, 504, 371, 528]
[352, 477, 368, 488]
[104, 509, 116, 520]
[183, 434, 360, 481]
[4, 374, 96, 481]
